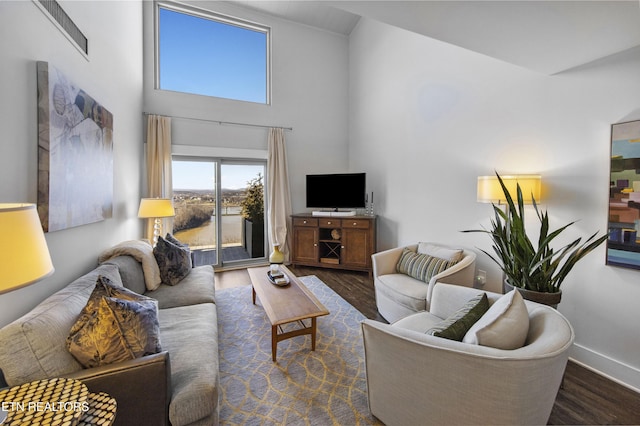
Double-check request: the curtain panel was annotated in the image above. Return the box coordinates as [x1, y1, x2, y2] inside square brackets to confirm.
[144, 115, 173, 241]
[267, 128, 293, 262]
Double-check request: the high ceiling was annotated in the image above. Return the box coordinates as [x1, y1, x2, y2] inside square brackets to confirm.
[227, 1, 640, 75]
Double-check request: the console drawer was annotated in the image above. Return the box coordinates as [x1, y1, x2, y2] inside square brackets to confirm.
[343, 219, 370, 229]
[293, 218, 318, 227]
[319, 219, 341, 227]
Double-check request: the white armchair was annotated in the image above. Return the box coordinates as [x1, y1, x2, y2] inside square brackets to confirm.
[372, 242, 476, 322]
[361, 283, 574, 426]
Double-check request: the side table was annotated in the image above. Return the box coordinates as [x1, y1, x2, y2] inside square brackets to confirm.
[77, 391, 117, 426]
[0, 378, 116, 426]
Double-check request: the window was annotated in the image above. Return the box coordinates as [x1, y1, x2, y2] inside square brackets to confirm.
[156, 2, 270, 104]
[172, 157, 267, 268]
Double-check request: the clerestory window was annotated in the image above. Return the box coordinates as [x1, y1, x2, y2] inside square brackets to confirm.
[155, 1, 270, 104]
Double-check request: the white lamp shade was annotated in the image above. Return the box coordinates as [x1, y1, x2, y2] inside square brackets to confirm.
[137, 198, 175, 218]
[477, 175, 542, 204]
[0, 203, 54, 293]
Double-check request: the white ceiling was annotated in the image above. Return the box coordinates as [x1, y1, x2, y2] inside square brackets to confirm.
[227, 0, 640, 75]
[226, 1, 361, 34]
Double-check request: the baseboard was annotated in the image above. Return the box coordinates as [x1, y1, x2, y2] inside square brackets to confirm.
[570, 344, 640, 394]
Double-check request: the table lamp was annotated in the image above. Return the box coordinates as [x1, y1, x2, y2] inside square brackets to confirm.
[138, 198, 175, 246]
[477, 175, 542, 205]
[0, 203, 54, 294]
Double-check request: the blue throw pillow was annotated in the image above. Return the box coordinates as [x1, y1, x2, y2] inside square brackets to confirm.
[153, 235, 192, 286]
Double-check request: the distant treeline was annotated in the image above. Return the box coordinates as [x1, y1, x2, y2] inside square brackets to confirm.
[174, 204, 212, 233]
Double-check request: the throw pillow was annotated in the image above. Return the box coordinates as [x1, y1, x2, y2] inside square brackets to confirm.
[165, 233, 188, 248]
[463, 289, 530, 349]
[153, 235, 192, 286]
[396, 248, 458, 283]
[67, 296, 161, 368]
[417, 243, 464, 263]
[68, 275, 152, 339]
[427, 293, 490, 341]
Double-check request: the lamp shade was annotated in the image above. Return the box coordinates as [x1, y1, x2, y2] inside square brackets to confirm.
[137, 198, 175, 218]
[477, 175, 542, 204]
[0, 203, 54, 293]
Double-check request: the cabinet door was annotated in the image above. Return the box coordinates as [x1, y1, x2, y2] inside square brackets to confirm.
[341, 228, 370, 268]
[293, 227, 318, 264]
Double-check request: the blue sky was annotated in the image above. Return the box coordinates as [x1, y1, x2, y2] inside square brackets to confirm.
[160, 6, 268, 192]
[173, 161, 263, 191]
[158, 6, 267, 104]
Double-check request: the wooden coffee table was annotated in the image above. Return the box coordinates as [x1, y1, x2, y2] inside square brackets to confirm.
[248, 265, 329, 362]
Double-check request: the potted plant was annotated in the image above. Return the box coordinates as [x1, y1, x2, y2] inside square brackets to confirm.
[464, 173, 608, 307]
[241, 173, 265, 258]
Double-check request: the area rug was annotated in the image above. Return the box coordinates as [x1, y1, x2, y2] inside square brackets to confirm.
[216, 275, 382, 425]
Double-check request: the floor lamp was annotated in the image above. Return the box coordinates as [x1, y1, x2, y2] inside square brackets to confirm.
[476, 175, 542, 288]
[138, 198, 176, 247]
[0, 203, 54, 294]
[477, 175, 542, 208]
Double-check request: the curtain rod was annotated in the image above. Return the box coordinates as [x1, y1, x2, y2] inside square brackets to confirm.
[143, 112, 293, 132]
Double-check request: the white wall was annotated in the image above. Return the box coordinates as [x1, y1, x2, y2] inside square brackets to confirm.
[0, 1, 144, 327]
[349, 18, 640, 390]
[142, 1, 350, 214]
[0, 0, 348, 327]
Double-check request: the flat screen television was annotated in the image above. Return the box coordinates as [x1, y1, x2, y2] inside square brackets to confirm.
[306, 173, 366, 209]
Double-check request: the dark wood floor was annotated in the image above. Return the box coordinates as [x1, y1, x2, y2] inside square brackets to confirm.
[285, 265, 640, 426]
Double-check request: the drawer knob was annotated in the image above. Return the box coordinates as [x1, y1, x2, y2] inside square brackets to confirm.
[353, 222, 357, 226]
[303, 220, 307, 224]
[327, 221, 332, 225]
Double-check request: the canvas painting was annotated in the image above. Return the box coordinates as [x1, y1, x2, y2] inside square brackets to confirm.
[607, 119, 640, 269]
[37, 61, 113, 232]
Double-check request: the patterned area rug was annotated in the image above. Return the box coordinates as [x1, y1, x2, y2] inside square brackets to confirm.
[217, 275, 382, 425]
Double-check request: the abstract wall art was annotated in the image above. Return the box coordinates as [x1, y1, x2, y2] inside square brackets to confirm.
[37, 61, 113, 232]
[607, 119, 640, 269]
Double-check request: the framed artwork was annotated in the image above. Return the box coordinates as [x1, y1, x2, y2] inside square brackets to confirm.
[607, 119, 640, 269]
[37, 61, 113, 232]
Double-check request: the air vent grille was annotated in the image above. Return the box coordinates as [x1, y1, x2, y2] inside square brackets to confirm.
[38, 0, 88, 54]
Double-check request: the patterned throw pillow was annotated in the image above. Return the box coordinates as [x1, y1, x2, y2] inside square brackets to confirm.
[67, 277, 161, 368]
[153, 235, 192, 286]
[165, 233, 188, 248]
[68, 275, 151, 339]
[396, 248, 458, 283]
[427, 293, 490, 341]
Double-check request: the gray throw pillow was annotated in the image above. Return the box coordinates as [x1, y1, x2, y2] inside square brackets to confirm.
[463, 289, 529, 349]
[165, 233, 188, 248]
[153, 235, 192, 286]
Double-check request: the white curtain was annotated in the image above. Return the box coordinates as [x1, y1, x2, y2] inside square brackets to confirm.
[144, 115, 173, 241]
[267, 128, 293, 262]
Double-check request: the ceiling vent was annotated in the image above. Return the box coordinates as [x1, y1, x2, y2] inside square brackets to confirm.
[37, 0, 88, 55]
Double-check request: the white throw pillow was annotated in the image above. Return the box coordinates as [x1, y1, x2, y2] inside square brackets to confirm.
[462, 289, 529, 350]
[417, 243, 463, 262]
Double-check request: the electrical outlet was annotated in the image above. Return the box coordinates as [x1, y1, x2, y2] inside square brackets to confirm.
[476, 270, 487, 287]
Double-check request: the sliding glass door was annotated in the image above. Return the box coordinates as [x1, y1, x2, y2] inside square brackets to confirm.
[172, 157, 266, 269]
